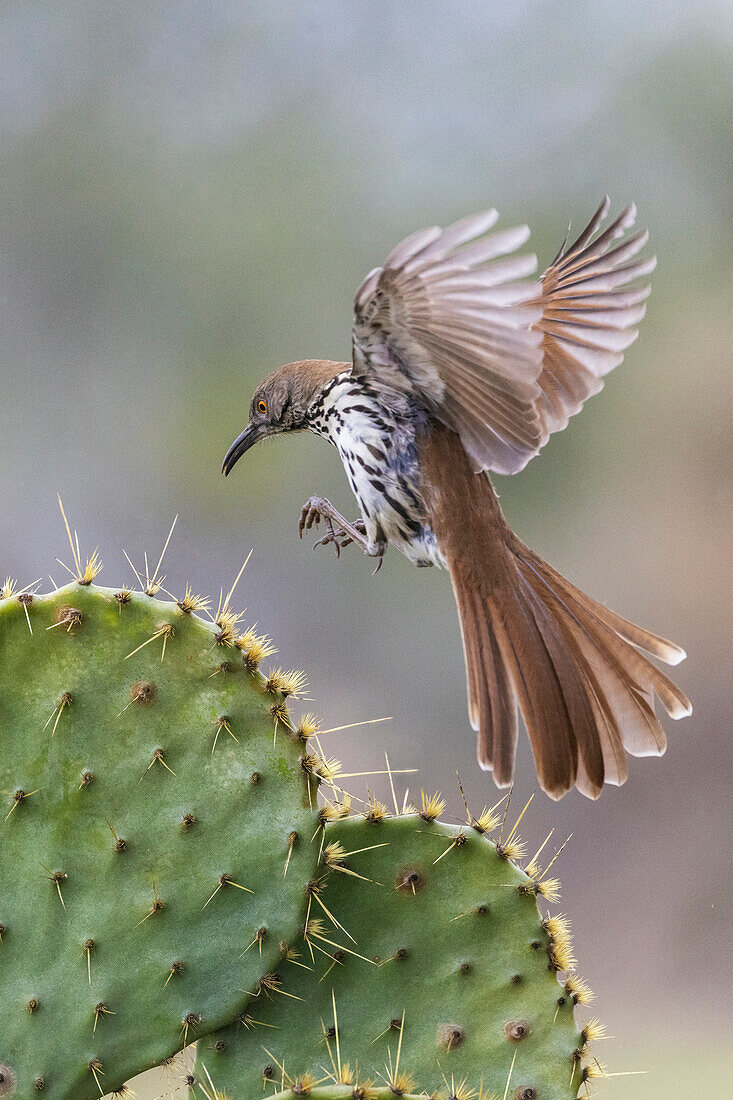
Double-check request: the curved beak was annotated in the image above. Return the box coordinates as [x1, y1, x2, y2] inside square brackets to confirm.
[221, 422, 267, 476]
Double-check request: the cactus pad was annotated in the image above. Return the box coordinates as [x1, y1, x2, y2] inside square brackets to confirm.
[0, 582, 320, 1098]
[194, 814, 596, 1100]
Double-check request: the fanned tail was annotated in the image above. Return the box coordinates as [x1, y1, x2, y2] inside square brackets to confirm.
[424, 424, 691, 800]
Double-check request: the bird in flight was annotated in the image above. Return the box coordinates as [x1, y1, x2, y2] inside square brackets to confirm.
[222, 197, 691, 799]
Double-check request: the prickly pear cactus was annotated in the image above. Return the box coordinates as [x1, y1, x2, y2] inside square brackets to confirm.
[0, 580, 322, 1099]
[194, 810, 600, 1100]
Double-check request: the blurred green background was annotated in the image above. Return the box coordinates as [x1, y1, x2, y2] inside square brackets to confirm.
[1, 2, 731, 1096]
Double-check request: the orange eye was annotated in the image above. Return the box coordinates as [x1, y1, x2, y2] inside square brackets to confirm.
[257, 400, 267, 414]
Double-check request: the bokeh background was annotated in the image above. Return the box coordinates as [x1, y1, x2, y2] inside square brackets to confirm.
[1, 2, 731, 1096]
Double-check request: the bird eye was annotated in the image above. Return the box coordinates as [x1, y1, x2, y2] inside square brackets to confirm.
[257, 400, 267, 414]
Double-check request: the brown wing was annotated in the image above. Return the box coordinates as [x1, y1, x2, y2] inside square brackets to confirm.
[352, 199, 654, 475]
[352, 210, 546, 475]
[531, 196, 656, 434]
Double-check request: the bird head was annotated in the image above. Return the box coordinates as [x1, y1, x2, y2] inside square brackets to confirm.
[221, 359, 348, 475]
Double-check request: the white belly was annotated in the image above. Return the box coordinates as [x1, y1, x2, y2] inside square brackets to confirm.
[308, 372, 445, 568]
[335, 429, 444, 568]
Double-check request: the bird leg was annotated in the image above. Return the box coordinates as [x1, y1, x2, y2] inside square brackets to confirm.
[299, 497, 374, 559]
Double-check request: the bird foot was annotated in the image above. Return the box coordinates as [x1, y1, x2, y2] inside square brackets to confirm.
[313, 518, 367, 553]
[298, 496, 377, 565]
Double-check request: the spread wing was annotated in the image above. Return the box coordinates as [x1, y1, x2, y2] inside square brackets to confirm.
[352, 198, 655, 475]
[530, 196, 656, 435]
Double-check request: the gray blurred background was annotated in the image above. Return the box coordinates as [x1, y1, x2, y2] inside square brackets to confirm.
[1, 2, 731, 1096]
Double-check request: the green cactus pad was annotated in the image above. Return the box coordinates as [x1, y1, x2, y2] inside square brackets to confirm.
[0, 582, 320, 1099]
[194, 814, 593, 1100]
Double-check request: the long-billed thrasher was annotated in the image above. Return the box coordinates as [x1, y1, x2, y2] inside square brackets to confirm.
[222, 197, 691, 799]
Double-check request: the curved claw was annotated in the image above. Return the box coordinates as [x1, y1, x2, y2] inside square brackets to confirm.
[299, 497, 324, 539]
[313, 531, 353, 551]
[313, 533, 340, 558]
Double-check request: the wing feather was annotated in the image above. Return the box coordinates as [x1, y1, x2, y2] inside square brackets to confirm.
[530, 199, 656, 434]
[352, 199, 655, 472]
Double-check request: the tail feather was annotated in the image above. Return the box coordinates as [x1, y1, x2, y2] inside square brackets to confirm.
[451, 579, 518, 782]
[422, 423, 690, 800]
[490, 579, 580, 794]
[531, 553, 687, 665]
[521, 546, 691, 721]
[523, 556, 667, 760]
[533, 586, 630, 789]
[452, 538, 690, 798]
